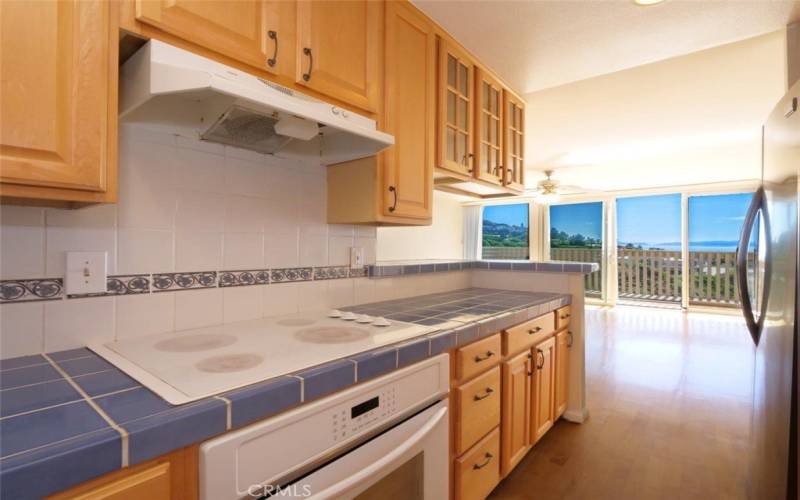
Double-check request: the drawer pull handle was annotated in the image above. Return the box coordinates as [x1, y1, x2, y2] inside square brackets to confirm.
[388, 185, 398, 212]
[473, 388, 494, 401]
[536, 350, 545, 369]
[267, 30, 278, 67]
[567, 331, 573, 347]
[528, 326, 542, 335]
[560, 313, 571, 319]
[473, 452, 494, 470]
[474, 351, 494, 362]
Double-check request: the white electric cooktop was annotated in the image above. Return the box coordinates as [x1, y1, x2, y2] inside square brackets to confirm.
[90, 311, 429, 405]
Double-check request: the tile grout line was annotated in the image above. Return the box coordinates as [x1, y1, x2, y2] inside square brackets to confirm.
[0, 385, 141, 421]
[0, 367, 116, 392]
[42, 354, 130, 468]
[289, 375, 304, 402]
[214, 396, 232, 430]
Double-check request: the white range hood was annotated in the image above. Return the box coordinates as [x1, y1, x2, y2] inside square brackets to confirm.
[119, 40, 394, 165]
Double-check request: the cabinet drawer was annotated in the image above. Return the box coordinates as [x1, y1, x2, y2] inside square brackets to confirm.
[456, 366, 501, 455]
[455, 333, 501, 382]
[455, 427, 501, 500]
[503, 314, 555, 356]
[556, 305, 572, 331]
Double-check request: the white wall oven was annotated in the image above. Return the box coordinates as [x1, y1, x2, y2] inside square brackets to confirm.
[200, 354, 450, 499]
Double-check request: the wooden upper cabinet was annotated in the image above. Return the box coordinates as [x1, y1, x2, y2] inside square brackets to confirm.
[437, 39, 475, 178]
[474, 68, 504, 186]
[0, 0, 117, 204]
[503, 90, 525, 193]
[135, 1, 290, 77]
[501, 350, 531, 477]
[381, 1, 435, 220]
[530, 336, 556, 444]
[296, 0, 381, 113]
[555, 329, 570, 418]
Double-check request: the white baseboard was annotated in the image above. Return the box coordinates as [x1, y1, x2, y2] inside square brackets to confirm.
[563, 407, 590, 423]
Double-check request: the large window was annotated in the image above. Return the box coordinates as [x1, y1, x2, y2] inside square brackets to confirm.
[482, 203, 529, 260]
[687, 192, 753, 307]
[616, 194, 682, 303]
[549, 202, 603, 297]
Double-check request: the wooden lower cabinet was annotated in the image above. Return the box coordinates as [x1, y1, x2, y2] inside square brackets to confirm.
[48, 445, 197, 500]
[530, 336, 556, 444]
[455, 427, 501, 500]
[455, 366, 501, 456]
[555, 329, 570, 418]
[500, 350, 531, 476]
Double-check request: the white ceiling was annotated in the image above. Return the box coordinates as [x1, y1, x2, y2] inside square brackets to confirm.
[413, 0, 799, 94]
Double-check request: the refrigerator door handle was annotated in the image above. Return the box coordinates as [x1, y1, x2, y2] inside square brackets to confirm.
[736, 186, 764, 345]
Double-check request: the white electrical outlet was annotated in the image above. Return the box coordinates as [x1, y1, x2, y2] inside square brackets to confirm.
[65, 252, 107, 295]
[350, 247, 364, 269]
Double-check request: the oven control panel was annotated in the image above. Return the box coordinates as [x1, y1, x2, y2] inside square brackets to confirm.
[332, 387, 397, 442]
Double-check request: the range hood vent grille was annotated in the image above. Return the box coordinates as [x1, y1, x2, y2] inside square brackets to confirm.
[200, 105, 293, 155]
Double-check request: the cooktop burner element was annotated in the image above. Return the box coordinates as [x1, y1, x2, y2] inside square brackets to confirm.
[293, 326, 370, 344]
[154, 333, 237, 352]
[196, 354, 264, 373]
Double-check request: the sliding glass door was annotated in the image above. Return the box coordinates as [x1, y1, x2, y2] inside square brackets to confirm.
[549, 202, 603, 298]
[616, 194, 682, 304]
[687, 192, 754, 307]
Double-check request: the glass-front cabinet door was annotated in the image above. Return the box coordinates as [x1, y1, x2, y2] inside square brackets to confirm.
[503, 91, 525, 193]
[474, 68, 504, 185]
[437, 39, 474, 177]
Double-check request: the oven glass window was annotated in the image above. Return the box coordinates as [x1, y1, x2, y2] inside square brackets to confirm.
[354, 452, 424, 499]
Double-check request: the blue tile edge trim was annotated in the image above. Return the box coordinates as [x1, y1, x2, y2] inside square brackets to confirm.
[367, 260, 599, 278]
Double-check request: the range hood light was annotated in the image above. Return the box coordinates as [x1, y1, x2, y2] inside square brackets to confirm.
[274, 115, 319, 141]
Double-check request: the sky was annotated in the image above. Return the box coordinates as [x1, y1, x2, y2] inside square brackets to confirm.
[483, 203, 529, 227]
[617, 194, 682, 244]
[688, 192, 753, 243]
[549, 202, 602, 239]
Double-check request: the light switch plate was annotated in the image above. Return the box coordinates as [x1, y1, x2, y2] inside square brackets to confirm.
[65, 252, 107, 295]
[350, 247, 364, 269]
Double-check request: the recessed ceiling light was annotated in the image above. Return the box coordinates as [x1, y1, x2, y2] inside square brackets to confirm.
[634, 0, 665, 5]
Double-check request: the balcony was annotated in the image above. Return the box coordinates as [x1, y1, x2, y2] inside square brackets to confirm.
[551, 247, 741, 307]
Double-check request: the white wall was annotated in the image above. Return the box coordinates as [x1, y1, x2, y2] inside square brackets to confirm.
[525, 30, 788, 192]
[376, 191, 466, 261]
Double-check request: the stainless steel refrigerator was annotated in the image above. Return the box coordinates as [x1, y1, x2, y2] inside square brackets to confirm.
[737, 80, 799, 499]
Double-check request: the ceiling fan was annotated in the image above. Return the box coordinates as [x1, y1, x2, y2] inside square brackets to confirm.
[525, 169, 599, 204]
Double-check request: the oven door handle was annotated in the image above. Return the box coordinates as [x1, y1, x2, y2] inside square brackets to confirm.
[312, 405, 448, 499]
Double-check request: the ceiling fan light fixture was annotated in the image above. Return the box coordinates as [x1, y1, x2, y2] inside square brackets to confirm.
[633, 0, 665, 5]
[535, 191, 562, 205]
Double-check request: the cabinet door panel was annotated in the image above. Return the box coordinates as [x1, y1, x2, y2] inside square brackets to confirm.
[437, 40, 474, 177]
[503, 91, 525, 192]
[0, 0, 112, 194]
[382, 2, 434, 220]
[474, 68, 503, 185]
[555, 329, 570, 418]
[296, 0, 380, 112]
[135, 0, 286, 76]
[530, 337, 556, 444]
[501, 351, 531, 476]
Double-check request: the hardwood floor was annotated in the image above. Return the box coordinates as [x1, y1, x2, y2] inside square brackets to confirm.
[489, 304, 754, 500]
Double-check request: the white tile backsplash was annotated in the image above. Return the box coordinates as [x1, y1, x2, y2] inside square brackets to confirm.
[44, 297, 115, 351]
[1, 302, 44, 358]
[0, 125, 475, 360]
[175, 288, 223, 331]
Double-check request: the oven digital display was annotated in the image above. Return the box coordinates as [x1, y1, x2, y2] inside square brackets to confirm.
[351, 396, 379, 418]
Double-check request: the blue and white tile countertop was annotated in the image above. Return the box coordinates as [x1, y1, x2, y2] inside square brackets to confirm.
[0, 288, 570, 499]
[366, 259, 600, 278]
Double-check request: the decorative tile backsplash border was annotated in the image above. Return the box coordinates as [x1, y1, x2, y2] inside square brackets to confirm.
[0, 259, 598, 304]
[0, 266, 364, 304]
[0, 278, 64, 303]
